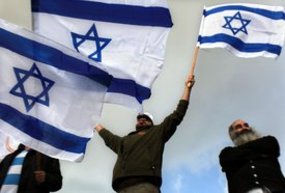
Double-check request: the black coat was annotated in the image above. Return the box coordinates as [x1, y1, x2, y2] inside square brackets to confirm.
[0, 145, 62, 193]
[219, 136, 285, 193]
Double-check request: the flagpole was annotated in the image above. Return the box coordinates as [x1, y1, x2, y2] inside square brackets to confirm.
[189, 46, 200, 77]
[187, 46, 199, 87]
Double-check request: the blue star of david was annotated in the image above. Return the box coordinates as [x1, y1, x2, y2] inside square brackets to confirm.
[71, 24, 112, 62]
[10, 63, 55, 112]
[222, 11, 251, 35]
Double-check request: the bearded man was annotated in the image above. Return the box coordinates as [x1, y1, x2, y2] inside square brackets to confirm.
[219, 119, 285, 193]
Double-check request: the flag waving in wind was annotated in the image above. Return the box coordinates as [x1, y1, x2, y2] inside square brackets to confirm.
[0, 19, 112, 162]
[197, 3, 285, 58]
[31, 0, 173, 111]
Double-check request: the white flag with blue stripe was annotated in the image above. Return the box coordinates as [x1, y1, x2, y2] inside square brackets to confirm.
[0, 19, 112, 162]
[31, 0, 173, 111]
[197, 3, 285, 58]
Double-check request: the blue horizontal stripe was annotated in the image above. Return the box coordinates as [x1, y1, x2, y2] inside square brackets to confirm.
[204, 5, 285, 20]
[12, 157, 25, 165]
[31, 0, 173, 28]
[198, 34, 281, 55]
[3, 174, 20, 185]
[0, 27, 150, 103]
[107, 78, 150, 104]
[0, 28, 112, 87]
[0, 103, 90, 154]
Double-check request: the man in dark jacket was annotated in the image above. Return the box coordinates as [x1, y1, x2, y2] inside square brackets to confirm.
[94, 76, 195, 193]
[219, 119, 285, 193]
[0, 144, 62, 193]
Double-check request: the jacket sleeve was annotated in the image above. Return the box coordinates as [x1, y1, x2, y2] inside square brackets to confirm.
[99, 129, 123, 154]
[159, 100, 189, 142]
[244, 135, 280, 158]
[40, 156, 62, 192]
[219, 146, 253, 172]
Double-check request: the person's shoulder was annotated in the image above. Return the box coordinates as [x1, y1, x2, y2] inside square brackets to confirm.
[260, 135, 278, 141]
[261, 135, 279, 143]
[263, 135, 276, 139]
[219, 146, 234, 156]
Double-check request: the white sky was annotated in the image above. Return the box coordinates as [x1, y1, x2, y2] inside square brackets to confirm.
[1, 0, 285, 193]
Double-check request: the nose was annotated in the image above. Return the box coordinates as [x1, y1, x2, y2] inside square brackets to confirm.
[233, 122, 250, 133]
[237, 127, 245, 133]
[238, 125, 249, 133]
[137, 118, 145, 125]
[243, 123, 249, 129]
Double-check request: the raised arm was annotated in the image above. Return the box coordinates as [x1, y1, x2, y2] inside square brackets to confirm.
[181, 75, 195, 101]
[94, 124, 123, 154]
[159, 75, 195, 142]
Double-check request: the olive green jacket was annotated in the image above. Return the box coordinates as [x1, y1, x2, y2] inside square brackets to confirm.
[99, 100, 189, 191]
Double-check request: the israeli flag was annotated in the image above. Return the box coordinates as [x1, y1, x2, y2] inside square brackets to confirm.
[0, 19, 112, 162]
[197, 3, 285, 58]
[31, 0, 173, 111]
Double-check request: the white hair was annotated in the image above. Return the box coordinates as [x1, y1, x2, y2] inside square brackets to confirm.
[230, 127, 261, 146]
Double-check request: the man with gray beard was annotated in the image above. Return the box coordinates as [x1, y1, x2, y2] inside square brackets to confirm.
[219, 119, 285, 193]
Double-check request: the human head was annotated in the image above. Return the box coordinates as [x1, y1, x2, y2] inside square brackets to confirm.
[136, 112, 154, 130]
[229, 119, 261, 146]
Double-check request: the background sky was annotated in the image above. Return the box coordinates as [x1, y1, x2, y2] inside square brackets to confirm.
[1, 0, 285, 193]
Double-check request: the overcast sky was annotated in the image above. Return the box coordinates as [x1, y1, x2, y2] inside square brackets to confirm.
[1, 0, 285, 193]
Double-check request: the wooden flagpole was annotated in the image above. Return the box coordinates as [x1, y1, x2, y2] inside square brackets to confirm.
[186, 46, 200, 87]
[189, 46, 200, 77]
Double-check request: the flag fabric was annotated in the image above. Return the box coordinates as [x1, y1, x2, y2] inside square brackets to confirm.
[31, 0, 173, 111]
[197, 3, 285, 58]
[0, 19, 112, 162]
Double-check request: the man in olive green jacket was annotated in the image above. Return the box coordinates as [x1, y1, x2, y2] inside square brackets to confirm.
[95, 76, 195, 193]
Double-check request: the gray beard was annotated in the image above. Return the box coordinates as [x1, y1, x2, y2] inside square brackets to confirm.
[232, 129, 261, 146]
